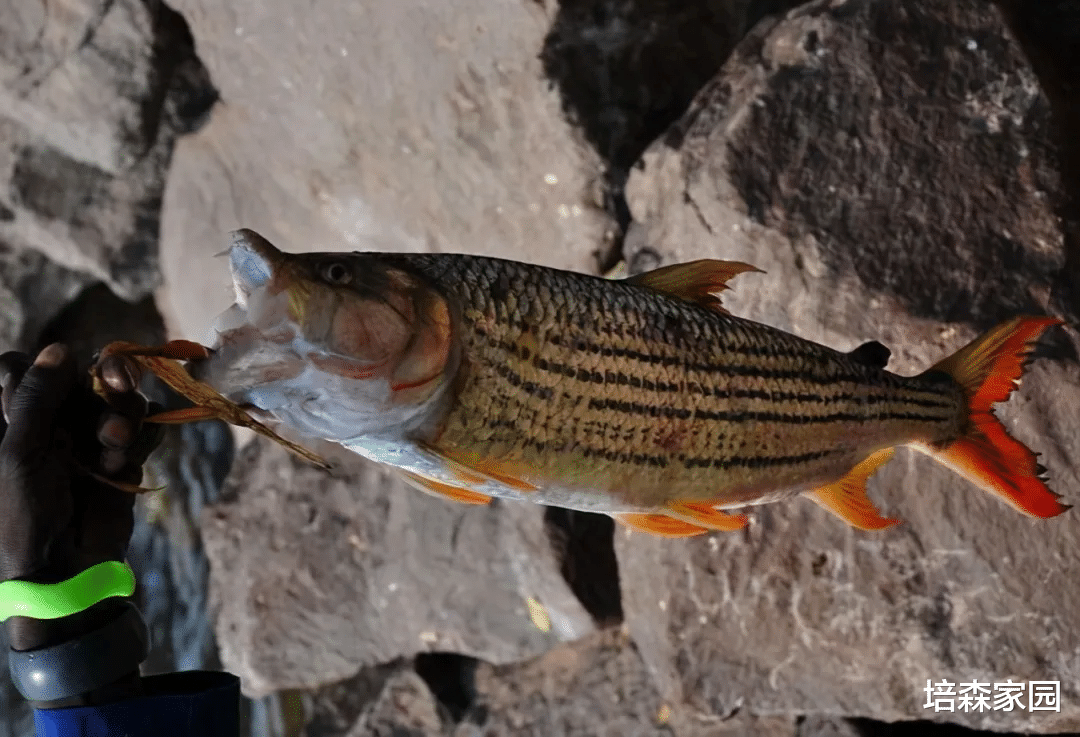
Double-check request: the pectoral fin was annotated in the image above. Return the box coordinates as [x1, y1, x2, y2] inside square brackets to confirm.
[421, 443, 539, 492]
[146, 406, 220, 424]
[625, 260, 763, 314]
[613, 513, 711, 538]
[665, 501, 749, 531]
[806, 449, 901, 530]
[400, 471, 493, 505]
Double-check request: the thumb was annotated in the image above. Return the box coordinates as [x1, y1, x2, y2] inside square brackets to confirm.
[1, 344, 78, 466]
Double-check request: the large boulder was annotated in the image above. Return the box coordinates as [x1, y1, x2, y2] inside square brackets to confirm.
[158, 0, 621, 343]
[0, 0, 215, 299]
[200, 438, 594, 697]
[1, 0, 157, 174]
[465, 628, 795, 737]
[330, 629, 795, 736]
[621, 0, 1080, 732]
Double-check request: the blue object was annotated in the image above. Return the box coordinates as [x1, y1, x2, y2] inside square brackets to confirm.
[33, 671, 239, 737]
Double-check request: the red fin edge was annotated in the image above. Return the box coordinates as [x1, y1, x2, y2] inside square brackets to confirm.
[924, 316, 1069, 519]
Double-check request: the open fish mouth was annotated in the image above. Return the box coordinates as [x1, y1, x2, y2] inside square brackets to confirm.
[192, 230, 452, 443]
[194, 230, 309, 403]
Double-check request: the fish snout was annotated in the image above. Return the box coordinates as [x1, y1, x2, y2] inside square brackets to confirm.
[228, 229, 287, 307]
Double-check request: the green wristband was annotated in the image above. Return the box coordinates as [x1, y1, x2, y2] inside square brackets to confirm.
[0, 561, 136, 622]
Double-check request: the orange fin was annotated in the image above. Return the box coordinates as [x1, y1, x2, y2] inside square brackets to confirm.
[400, 471, 493, 505]
[146, 406, 220, 424]
[614, 513, 711, 538]
[625, 260, 763, 314]
[423, 444, 539, 492]
[665, 501, 749, 531]
[806, 449, 901, 530]
[78, 464, 166, 495]
[918, 316, 1069, 519]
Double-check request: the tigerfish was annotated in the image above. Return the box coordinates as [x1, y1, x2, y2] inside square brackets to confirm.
[192, 228, 1069, 536]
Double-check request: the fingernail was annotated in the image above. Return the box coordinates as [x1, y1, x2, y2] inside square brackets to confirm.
[101, 357, 142, 393]
[35, 343, 68, 368]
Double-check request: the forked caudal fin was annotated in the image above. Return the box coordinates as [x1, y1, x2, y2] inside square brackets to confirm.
[915, 316, 1069, 519]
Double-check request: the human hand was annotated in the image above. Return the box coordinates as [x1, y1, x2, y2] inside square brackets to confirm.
[0, 344, 162, 652]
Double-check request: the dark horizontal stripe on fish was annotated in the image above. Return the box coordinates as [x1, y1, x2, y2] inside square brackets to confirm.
[587, 397, 947, 425]
[514, 319, 875, 381]
[682, 383, 952, 410]
[472, 322, 953, 406]
[681, 448, 835, 470]
[481, 419, 840, 471]
[490, 359, 554, 400]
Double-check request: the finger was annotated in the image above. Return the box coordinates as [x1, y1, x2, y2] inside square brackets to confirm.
[97, 355, 143, 394]
[98, 413, 136, 451]
[99, 388, 149, 426]
[98, 401, 164, 475]
[1, 344, 78, 461]
[0, 352, 33, 425]
[98, 413, 136, 475]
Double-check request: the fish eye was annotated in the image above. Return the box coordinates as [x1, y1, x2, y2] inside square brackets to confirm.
[321, 261, 352, 285]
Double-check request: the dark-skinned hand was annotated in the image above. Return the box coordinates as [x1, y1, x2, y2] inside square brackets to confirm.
[0, 343, 162, 654]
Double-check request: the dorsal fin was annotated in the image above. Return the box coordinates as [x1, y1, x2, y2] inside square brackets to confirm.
[625, 260, 763, 314]
[848, 340, 891, 369]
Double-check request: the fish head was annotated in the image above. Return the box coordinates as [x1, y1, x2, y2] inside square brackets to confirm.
[196, 229, 455, 442]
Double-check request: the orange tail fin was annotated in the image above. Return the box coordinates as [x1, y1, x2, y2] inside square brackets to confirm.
[916, 316, 1068, 519]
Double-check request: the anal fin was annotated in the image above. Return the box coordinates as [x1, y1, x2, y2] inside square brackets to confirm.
[400, 471, 493, 506]
[422, 443, 539, 492]
[665, 501, 749, 531]
[614, 513, 711, 538]
[805, 448, 901, 530]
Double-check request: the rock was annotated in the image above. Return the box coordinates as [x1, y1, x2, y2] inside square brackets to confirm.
[305, 628, 792, 736]
[0, 238, 94, 353]
[621, 0, 1080, 732]
[0, 0, 155, 174]
[795, 717, 863, 737]
[201, 438, 580, 697]
[499, 505, 598, 642]
[462, 628, 793, 737]
[540, 0, 767, 174]
[348, 670, 446, 737]
[0, 0, 216, 299]
[157, 0, 616, 344]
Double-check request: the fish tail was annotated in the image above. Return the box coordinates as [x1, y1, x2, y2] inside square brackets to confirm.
[917, 316, 1068, 518]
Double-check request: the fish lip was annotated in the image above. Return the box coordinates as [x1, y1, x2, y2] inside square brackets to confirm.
[228, 229, 287, 307]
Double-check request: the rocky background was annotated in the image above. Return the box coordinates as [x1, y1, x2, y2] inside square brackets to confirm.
[1, 0, 1079, 735]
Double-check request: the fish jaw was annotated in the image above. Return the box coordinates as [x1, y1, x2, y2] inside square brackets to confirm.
[194, 230, 458, 444]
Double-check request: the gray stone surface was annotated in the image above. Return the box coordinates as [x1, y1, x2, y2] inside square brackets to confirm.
[622, 0, 1080, 732]
[201, 438, 577, 697]
[346, 671, 446, 737]
[0, 0, 156, 174]
[0, 0, 215, 299]
[464, 628, 795, 737]
[310, 629, 795, 737]
[157, 0, 616, 344]
[0, 237, 94, 352]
